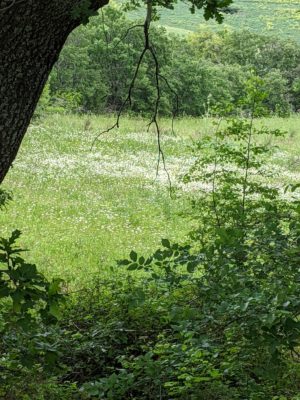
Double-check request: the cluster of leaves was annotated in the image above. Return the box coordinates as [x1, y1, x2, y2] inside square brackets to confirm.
[183, 77, 286, 241]
[2, 235, 300, 400]
[71, 0, 234, 25]
[0, 188, 12, 210]
[122, 0, 234, 23]
[0, 227, 66, 396]
[0, 230, 64, 324]
[30, 77, 300, 399]
[3, 79, 300, 398]
[118, 239, 199, 282]
[78, 78, 300, 399]
[41, 6, 300, 117]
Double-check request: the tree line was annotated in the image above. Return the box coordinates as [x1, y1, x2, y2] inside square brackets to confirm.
[41, 6, 300, 117]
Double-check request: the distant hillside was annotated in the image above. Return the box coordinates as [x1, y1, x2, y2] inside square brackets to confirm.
[125, 0, 300, 42]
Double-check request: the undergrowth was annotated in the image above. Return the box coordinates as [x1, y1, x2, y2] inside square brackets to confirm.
[1, 78, 300, 399]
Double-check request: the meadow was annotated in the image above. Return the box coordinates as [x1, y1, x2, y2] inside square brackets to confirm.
[127, 0, 300, 42]
[1, 113, 300, 286]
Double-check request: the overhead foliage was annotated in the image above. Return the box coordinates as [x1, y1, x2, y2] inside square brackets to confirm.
[122, 0, 234, 23]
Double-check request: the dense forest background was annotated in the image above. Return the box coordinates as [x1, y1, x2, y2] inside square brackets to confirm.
[40, 6, 300, 117]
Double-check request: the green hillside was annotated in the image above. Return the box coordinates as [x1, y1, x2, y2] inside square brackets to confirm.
[125, 0, 300, 41]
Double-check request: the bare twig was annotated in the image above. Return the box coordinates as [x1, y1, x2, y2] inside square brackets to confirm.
[112, 23, 144, 50]
[211, 118, 223, 228]
[147, 45, 172, 192]
[91, 1, 178, 194]
[90, 46, 148, 149]
[158, 73, 179, 135]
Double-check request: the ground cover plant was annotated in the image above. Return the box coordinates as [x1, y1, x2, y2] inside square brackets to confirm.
[1, 113, 300, 282]
[1, 77, 300, 398]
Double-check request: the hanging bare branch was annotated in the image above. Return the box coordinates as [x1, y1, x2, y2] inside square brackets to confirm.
[91, 0, 179, 193]
[158, 73, 179, 135]
[115, 24, 144, 49]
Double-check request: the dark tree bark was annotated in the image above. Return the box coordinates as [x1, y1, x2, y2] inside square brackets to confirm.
[0, 0, 108, 184]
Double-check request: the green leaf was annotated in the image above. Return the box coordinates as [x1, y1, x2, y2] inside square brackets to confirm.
[127, 263, 138, 271]
[241, 301, 249, 312]
[17, 263, 38, 279]
[9, 229, 22, 245]
[48, 278, 63, 296]
[144, 257, 153, 266]
[12, 300, 22, 313]
[49, 302, 62, 320]
[161, 239, 171, 248]
[130, 251, 137, 262]
[118, 259, 131, 266]
[138, 256, 145, 265]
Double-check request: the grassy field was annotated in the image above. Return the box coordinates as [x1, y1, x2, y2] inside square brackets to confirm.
[1, 114, 300, 287]
[127, 0, 300, 42]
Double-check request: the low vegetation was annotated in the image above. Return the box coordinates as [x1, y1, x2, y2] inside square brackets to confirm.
[1, 78, 300, 398]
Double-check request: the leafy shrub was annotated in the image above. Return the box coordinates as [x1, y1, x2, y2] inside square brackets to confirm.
[2, 78, 300, 399]
[0, 226, 66, 398]
[62, 77, 300, 399]
[34, 82, 52, 118]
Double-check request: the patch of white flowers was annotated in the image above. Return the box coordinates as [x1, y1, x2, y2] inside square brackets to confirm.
[14, 123, 300, 200]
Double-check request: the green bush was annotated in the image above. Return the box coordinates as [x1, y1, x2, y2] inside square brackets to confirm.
[65, 77, 300, 399]
[2, 79, 300, 398]
[0, 217, 66, 398]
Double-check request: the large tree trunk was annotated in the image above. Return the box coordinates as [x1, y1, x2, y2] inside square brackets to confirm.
[0, 0, 108, 184]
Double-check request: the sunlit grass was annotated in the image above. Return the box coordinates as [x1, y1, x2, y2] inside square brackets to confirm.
[1, 114, 299, 286]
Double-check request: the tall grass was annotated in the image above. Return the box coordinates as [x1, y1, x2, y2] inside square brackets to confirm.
[1, 114, 299, 286]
